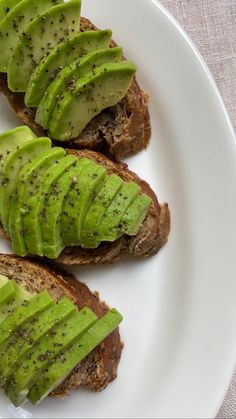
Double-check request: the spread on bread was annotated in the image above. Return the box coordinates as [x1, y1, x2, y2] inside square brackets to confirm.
[0, 127, 152, 258]
[0, 273, 122, 406]
[0, 0, 137, 141]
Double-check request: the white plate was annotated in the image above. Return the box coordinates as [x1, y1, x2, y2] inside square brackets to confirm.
[0, 0, 236, 417]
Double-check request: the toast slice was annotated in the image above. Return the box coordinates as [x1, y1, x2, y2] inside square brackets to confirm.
[0, 17, 151, 161]
[0, 253, 123, 396]
[0, 148, 170, 265]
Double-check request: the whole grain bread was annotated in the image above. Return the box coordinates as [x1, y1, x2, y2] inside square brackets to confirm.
[0, 149, 170, 265]
[0, 253, 123, 396]
[0, 17, 151, 161]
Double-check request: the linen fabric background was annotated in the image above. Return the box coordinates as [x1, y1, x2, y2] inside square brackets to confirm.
[160, 1, 236, 417]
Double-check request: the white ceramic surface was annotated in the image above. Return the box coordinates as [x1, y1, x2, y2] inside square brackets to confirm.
[0, 0, 236, 417]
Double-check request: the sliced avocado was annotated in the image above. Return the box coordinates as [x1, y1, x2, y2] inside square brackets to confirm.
[0, 126, 35, 175]
[0, 281, 16, 307]
[29, 308, 123, 405]
[0, 0, 64, 72]
[35, 48, 122, 129]
[96, 181, 141, 245]
[49, 60, 137, 141]
[7, 0, 81, 92]
[0, 0, 22, 23]
[23, 156, 77, 256]
[0, 290, 53, 349]
[119, 193, 152, 236]
[0, 137, 51, 233]
[0, 274, 9, 287]
[0, 280, 33, 324]
[61, 160, 107, 246]
[0, 296, 75, 383]
[42, 157, 91, 259]
[26, 29, 112, 108]
[81, 174, 124, 249]
[6, 307, 97, 406]
[9, 147, 65, 257]
[36, 46, 122, 129]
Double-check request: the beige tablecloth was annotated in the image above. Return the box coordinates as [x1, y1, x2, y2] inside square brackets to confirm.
[161, 0, 236, 132]
[159, 1, 236, 417]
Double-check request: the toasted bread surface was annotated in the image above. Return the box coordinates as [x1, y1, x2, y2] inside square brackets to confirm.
[0, 253, 123, 396]
[0, 17, 151, 160]
[0, 149, 170, 264]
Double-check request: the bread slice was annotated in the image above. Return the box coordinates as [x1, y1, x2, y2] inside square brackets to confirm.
[0, 253, 123, 397]
[0, 149, 170, 265]
[0, 17, 151, 161]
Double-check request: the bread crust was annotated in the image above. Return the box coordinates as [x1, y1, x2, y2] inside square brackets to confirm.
[0, 17, 151, 160]
[0, 253, 123, 396]
[0, 148, 170, 265]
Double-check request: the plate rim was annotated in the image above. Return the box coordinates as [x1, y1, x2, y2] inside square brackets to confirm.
[151, 0, 236, 415]
[151, 0, 236, 143]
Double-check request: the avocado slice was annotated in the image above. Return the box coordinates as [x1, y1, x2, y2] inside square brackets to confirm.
[0, 126, 35, 175]
[7, 0, 81, 92]
[36, 46, 122, 129]
[61, 160, 107, 246]
[0, 274, 9, 287]
[29, 308, 123, 405]
[42, 157, 91, 259]
[81, 174, 124, 248]
[0, 281, 16, 307]
[0, 296, 75, 383]
[35, 48, 122, 129]
[0, 277, 33, 323]
[26, 29, 112, 108]
[49, 60, 137, 141]
[0, 280, 33, 324]
[0, 0, 64, 72]
[6, 307, 97, 406]
[0, 0, 22, 23]
[119, 193, 152, 236]
[0, 290, 53, 350]
[8, 147, 65, 257]
[23, 156, 79, 256]
[0, 137, 51, 233]
[95, 181, 141, 245]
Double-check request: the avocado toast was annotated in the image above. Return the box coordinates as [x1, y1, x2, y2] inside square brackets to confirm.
[0, 0, 170, 409]
[0, 127, 170, 264]
[0, 15, 151, 160]
[0, 253, 123, 404]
